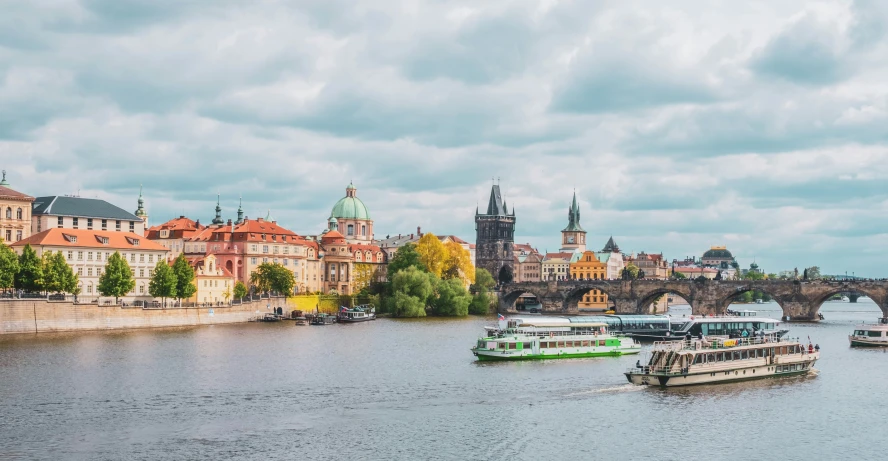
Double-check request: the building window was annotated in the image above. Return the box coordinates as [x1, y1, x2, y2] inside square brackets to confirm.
[251, 258, 257, 264]
[67, 251, 73, 260]
[139, 254, 144, 262]
[87, 285, 92, 294]
[72, 217, 79, 229]
[283, 259, 289, 266]
[77, 251, 83, 261]
[130, 254, 135, 263]
[130, 222, 135, 232]
[116, 220, 121, 231]
[263, 258, 268, 263]
[87, 218, 93, 229]
[139, 285, 145, 294]
[87, 252, 93, 261]
[148, 255, 153, 263]
[361, 225, 366, 236]
[87, 268, 93, 277]
[347, 224, 354, 235]
[16, 208, 22, 220]
[262, 245, 269, 254]
[5, 208, 10, 219]
[139, 269, 145, 277]
[102, 219, 107, 230]
[15, 230, 22, 241]
[76, 267, 82, 276]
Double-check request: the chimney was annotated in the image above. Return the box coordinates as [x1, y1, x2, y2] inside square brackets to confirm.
[417, 226, 421, 236]
[180, 215, 185, 219]
[196, 219, 200, 226]
[410, 234, 414, 239]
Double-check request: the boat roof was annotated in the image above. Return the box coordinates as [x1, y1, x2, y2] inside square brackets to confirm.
[510, 317, 606, 328]
[854, 324, 888, 330]
[674, 316, 781, 324]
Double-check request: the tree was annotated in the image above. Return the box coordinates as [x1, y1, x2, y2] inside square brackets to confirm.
[469, 268, 495, 315]
[98, 251, 135, 303]
[251, 262, 295, 295]
[672, 270, 687, 280]
[389, 266, 436, 317]
[149, 260, 177, 306]
[352, 263, 375, 294]
[15, 244, 43, 292]
[805, 266, 821, 280]
[625, 264, 639, 279]
[233, 281, 248, 299]
[431, 277, 472, 316]
[472, 268, 496, 293]
[0, 238, 19, 292]
[415, 233, 447, 277]
[743, 270, 765, 281]
[42, 251, 78, 294]
[171, 255, 197, 302]
[442, 241, 475, 286]
[386, 243, 426, 280]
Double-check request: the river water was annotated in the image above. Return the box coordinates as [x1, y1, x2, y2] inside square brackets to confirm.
[1, 301, 887, 461]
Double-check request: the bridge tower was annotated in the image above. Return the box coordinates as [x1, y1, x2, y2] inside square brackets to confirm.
[559, 190, 586, 253]
[475, 183, 516, 284]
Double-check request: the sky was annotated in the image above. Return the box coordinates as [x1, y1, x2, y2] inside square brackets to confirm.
[2, 0, 887, 276]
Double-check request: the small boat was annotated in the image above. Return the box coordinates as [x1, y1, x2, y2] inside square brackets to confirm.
[310, 313, 335, 325]
[849, 319, 888, 347]
[294, 317, 308, 326]
[471, 317, 640, 361]
[259, 313, 281, 322]
[625, 335, 819, 387]
[338, 305, 377, 323]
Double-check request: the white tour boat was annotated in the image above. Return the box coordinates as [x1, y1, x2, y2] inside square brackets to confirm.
[625, 335, 819, 387]
[667, 312, 787, 340]
[472, 317, 641, 361]
[849, 318, 888, 347]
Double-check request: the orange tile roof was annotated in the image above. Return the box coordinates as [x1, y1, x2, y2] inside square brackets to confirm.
[321, 230, 346, 242]
[12, 228, 168, 251]
[0, 185, 34, 201]
[233, 218, 298, 236]
[544, 252, 574, 260]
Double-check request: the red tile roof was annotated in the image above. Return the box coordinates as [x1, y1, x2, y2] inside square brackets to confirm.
[544, 252, 574, 260]
[321, 230, 346, 242]
[0, 185, 34, 201]
[12, 228, 167, 251]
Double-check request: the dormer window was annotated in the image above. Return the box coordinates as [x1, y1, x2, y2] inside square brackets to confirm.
[95, 235, 109, 245]
[63, 233, 77, 243]
[126, 237, 140, 246]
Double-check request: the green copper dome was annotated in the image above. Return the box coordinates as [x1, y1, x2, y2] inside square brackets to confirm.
[330, 183, 371, 220]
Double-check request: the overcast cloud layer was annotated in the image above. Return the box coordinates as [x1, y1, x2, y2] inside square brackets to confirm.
[2, 0, 888, 276]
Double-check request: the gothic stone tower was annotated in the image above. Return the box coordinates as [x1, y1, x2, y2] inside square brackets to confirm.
[559, 190, 586, 253]
[475, 184, 516, 284]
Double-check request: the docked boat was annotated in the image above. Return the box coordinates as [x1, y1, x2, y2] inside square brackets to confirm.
[668, 313, 787, 340]
[849, 318, 888, 347]
[310, 313, 336, 325]
[625, 335, 819, 387]
[338, 305, 376, 323]
[472, 317, 641, 361]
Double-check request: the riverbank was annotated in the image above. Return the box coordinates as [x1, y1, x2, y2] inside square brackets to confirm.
[0, 298, 292, 335]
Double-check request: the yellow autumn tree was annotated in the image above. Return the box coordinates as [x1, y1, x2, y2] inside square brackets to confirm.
[442, 241, 475, 286]
[415, 233, 446, 277]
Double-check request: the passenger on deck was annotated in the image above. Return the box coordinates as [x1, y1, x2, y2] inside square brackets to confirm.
[741, 329, 749, 338]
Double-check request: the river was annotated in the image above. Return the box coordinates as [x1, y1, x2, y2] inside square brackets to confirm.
[1, 300, 887, 460]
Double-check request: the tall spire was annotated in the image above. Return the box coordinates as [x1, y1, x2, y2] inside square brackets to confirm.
[562, 190, 584, 232]
[485, 184, 505, 216]
[0, 170, 8, 187]
[212, 194, 224, 225]
[134, 184, 147, 221]
[236, 197, 244, 224]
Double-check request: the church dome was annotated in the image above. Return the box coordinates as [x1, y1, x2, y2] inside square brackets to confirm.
[330, 183, 371, 220]
[703, 248, 733, 259]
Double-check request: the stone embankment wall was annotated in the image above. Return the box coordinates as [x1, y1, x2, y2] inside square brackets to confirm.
[0, 298, 295, 335]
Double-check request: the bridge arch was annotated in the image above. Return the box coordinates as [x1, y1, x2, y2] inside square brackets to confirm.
[562, 282, 622, 312]
[636, 287, 692, 315]
[806, 285, 887, 319]
[717, 284, 787, 316]
[499, 286, 550, 312]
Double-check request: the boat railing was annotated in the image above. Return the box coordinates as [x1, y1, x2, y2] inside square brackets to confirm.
[652, 335, 802, 352]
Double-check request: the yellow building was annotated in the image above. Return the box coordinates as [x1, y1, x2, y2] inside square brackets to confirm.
[188, 254, 235, 306]
[0, 171, 34, 243]
[569, 251, 609, 311]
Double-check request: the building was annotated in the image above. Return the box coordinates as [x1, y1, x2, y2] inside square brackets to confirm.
[559, 191, 586, 253]
[376, 229, 424, 261]
[701, 246, 737, 269]
[315, 227, 386, 295]
[0, 171, 34, 243]
[626, 252, 668, 279]
[597, 237, 625, 280]
[513, 243, 543, 282]
[146, 216, 205, 260]
[11, 228, 169, 301]
[328, 183, 374, 243]
[569, 250, 609, 311]
[475, 184, 516, 283]
[188, 254, 235, 305]
[32, 195, 147, 237]
[675, 266, 719, 280]
[542, 252, 573, 281]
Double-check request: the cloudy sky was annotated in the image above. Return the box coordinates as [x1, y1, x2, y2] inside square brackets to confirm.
[2, 0, 888, 276]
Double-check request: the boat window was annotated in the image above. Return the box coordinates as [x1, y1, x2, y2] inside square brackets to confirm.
[757, 349, 764, 358]
[523, 343, 532, 349]
[706, 353, 714, 363]
[581, 341, 589, 347]
[598, 340, 606, 346]
[509, 343, 517, 350]
[557, 341, 565, 348]
[868, 331, 882, 337]
[732, 351, 741, 361]
[741, 351, 749, 359]
[694, 355, 703, 364]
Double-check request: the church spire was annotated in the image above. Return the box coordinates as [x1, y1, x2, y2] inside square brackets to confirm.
[212, 194, 224, 225]
[134, 184, 148, 223]
[236, 197, 244, 224]
[562, 190, 584, 232]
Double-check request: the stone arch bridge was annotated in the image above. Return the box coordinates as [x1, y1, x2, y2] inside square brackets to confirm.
[499, 279, 888, 321]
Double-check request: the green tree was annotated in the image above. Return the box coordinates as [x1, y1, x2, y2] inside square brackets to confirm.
[625, 263, 639, 279]
[469, 291, 491, 315]
[469, 268, 496, 315]
[743, 270, 765, 281]
[472, 268, 496, 293]
[42, 251, 78, 294]
[389, 266, 436, 317]
[98, 251, 136, 303]
[387, 243, 426, 281]
[149, 260, 177, 306]
[805, 266, 821, 280]
[672, 270, 687, 280]
[171, 254, 197, 301]
[0, 238, 20, 292]
[15, 244, 43, 292]
[430, 277, 471, 316]
[233, 281, 248, 299]
[251, 263, 295, 295]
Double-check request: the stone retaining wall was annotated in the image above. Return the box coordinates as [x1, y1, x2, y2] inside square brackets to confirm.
[0, 298, 294, 335]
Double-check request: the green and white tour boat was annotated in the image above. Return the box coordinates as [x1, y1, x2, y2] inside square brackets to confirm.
[471, 316, 641, 361]
[849, 318, 888, 347]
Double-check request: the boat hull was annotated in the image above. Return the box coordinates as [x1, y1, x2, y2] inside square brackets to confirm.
[625, 362, 816, 387]
[338, 316, 376, 323]
[849, 337, 888, 347]
[473, 346, 641, 361]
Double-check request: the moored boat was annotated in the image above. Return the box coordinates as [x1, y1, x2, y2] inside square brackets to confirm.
[471, 316, 640, 361]
[310, 313, 336, 325]
[849, 318, 888, 347]
[625, 335, 819, 387]
[338, 305, 376, 323]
